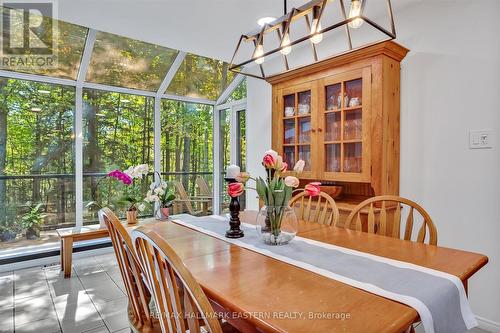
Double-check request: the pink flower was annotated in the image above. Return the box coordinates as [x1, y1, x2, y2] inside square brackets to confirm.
[304, 182, 321, 197]
[280, 162, 288, 173]
[262, 154, 276, 169]
[227, 182, 244, 198]
[284, 176, 299, 188]
[235, 172, 250, 183]
[108, 169, 133, 185]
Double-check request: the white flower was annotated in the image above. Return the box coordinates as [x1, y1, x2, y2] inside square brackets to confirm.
[293, 160, 305, 174]
[264, 149, 279, 160]
[123, 166, 135, 177]
[124, 164, 149, 179]
[137, 203, 146, 212]
[284, 176, 300, 188]
[134, 164, 149, 176]
[154, 187, 165, 196]
[144, 191, 159, 203]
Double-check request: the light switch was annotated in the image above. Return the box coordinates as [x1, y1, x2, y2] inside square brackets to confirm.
[469, 129, 493, 149]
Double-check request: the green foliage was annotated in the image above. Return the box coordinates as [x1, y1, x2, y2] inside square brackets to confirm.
[21, 203, 46, 231]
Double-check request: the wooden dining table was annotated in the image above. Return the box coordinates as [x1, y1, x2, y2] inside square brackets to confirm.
[136, 211, 488, 333]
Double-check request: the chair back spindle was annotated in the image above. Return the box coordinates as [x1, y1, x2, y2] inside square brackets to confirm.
[345, 195, 437, 245]
[289, 190, 339, 226]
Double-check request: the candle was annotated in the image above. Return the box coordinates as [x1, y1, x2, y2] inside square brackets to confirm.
[226, 165, 240, 179]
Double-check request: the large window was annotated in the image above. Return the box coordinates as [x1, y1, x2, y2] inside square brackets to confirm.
[0, 8, 88, 80]
[161, 100, 213, 215]
[86, 32, 179, 91]
[0, 5, 245, 256]
[82, 90, 154, 222]
[0, 78, 75, 247]
[166, 53, 235, 100]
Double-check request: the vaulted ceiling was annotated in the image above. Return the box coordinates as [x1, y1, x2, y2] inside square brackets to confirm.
[57, 0, 419, 62]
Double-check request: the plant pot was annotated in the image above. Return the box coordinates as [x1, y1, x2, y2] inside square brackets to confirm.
[25, 228, 40, 240]
[256, 206, 298, 245]
[160, 207, 170, 220]
[126, 210, 138, 224]
[0, 231, 17, 242]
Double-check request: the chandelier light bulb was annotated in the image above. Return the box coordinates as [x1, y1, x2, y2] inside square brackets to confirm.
[280, 32, 292, 55]
[254, 43, 265, 65]
[310, 20, 323, 44]
[348, 0, 364, 29]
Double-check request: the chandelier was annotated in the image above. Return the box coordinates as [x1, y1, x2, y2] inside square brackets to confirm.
[229, 0, 396, 80]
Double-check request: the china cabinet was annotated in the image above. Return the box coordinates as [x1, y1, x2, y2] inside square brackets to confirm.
[269, 41, 408, 220]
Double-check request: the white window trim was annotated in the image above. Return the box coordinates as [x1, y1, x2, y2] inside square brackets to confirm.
[213, 99, 247, 215]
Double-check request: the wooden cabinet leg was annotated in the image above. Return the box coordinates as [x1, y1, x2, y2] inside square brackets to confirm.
[60, 239, 64, 271]
[63, 238, 73, 278]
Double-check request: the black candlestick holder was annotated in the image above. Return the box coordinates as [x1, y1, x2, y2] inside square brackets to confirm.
[224, 177, 244, 238]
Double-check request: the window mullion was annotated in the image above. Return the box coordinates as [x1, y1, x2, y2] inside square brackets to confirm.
[74, 85, 84, 227]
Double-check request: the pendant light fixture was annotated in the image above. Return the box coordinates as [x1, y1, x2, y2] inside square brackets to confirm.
[348, 0, 364, 29]
[229, 0, 397, 80]
[310, 5, 323, 44]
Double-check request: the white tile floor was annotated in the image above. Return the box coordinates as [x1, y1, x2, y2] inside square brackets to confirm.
[0, 253, 131, 333]
[0, 252, 492, 333]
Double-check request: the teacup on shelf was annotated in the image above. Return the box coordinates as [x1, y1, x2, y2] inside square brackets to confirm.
[349, 97, 361, 107]
[298, 104, 310, 115]
[284, 107, 295, 117]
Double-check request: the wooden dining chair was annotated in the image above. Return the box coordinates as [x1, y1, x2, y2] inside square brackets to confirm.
[289, 190, 340, 226]
[98, 208, 158, 333]
[345, 195, 438, 245]
[132, 226, 227, 333]
[172, 180, 211, 216]
[196, 176, 213, 211]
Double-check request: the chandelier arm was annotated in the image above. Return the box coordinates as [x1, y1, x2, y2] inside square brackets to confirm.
[228, 35, 246, 72]
[360, 15, 396, 39]
[339, 0, 353, 50]
[386, 0, 396, 36]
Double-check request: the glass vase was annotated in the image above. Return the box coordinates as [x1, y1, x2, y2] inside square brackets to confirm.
[256, 206, 298, 245]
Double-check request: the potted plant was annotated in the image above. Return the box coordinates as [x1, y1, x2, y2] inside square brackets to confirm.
[144, 177, 176, 220]
[87, 164, 150, 226]
[0, 205, 20, 242]
[110, 164, 150, 224]
[21, 203, 46, 240]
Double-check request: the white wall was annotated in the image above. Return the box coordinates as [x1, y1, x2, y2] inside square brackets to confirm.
[245, 78, 272, 209]
[245, 0, 500, 328]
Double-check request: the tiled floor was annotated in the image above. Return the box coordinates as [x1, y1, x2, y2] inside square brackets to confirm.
[0, 252, 492, 333]
[0, 253, 131, 333]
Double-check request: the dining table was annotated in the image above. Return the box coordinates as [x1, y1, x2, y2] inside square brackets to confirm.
[134, 210, 488, 333]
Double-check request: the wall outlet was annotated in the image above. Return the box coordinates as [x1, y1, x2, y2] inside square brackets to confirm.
[469, 129, 493, 149]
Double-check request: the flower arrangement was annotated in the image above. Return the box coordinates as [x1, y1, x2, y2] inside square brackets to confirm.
[144, 175, 176, 220]
[230, 149, 310, 244]
[87, 164, 150, 224]
[111, 164, 150, 212]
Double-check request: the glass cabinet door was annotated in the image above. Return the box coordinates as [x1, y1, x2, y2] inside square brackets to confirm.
[321, 68, 371, 181]
[280, 83, 315, 176]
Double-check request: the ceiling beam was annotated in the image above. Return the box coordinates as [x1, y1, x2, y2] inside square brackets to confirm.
[156, 51, 187, 96]
[76, 28, 97, 85]
[216, 74, 245, 106]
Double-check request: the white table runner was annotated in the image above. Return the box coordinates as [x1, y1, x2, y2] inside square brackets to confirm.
[172, 214, 477, 333]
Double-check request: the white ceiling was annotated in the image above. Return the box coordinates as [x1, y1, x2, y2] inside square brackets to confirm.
[57, 0, 419, 62]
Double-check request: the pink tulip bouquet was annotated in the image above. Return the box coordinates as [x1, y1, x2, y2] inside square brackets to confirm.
[231, 149, 305, 243]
